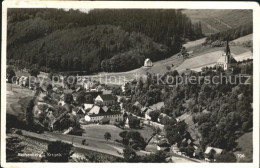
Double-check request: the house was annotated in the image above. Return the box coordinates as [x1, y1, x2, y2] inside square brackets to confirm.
[83, 81, 95, 91]
[38, 91, 47, 102]
[102, 89, 112, 95]
[72, 107, 85, 116]
[83, 103, 94, 112]
[157, 140, 171, 152]
[145, 109, 152, 120]
[58, 100, 65, 106]
[133, 101, 142, 109]
[95, 94, 115, 106]
[84, 106, 123, 124]
[172, 144, 180, 154]
[86, 91, 103, 99]
[60, 94, 65, 101]
[204, 147, 223, 161]
[144, 58, 153, 67]
[181, 68, 197, 76]
[102, 106, 111, 113]
[124, 117, 130, 128]
[75, 87, 81, 92]
[121, 82, 130, 93]
[62, 104, 73, 113]
[194, 148, 203, 159]
[95, 85, 103, 92]
[18, 76, 29, 87]
[158, 113, 171, 123]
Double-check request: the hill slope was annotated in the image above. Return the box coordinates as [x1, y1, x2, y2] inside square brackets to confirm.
[8, 25, 168, 73]
[182, 9, 252, 35]
[7, 8, 203, 73]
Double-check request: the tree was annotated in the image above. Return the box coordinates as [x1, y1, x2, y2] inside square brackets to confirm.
[48, 72, 54, 80]
[140, 150, 168, 163]
[85, 94, 94, 104]
[215, 152, 237, 162]
[42, 141, 73, 162]
[149, 110, 161, 122]
[123, 147, 138, 162]
[104, 132, 111, 141]
[180, 46, 189, 59]
[46, 84, 53, 95]
[119, 131, 128, 139]
[153, 127, 162, 134]
[186, 145, 195, 158]
[76, 91, 86, 105]
[64, 93, 73, 104]
[208, 149, 216, 161]
[7, 66, 16, 82]
[128, 116, 140, 129]
[29, 68, 40, 77]
[6, 137, 26, 162]
[25, 99, 34, 127]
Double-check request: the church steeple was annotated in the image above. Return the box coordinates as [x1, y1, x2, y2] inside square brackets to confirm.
[225, 40, 230, 63]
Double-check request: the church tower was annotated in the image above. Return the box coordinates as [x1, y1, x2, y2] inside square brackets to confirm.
[225, 40, 231, 64]
[223, 40, 231, 70]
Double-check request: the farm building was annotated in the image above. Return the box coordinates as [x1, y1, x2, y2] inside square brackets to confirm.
[95, 94, 116, 106]
[84, 105, 123, 124]
[204, 146, 223, 161]
[144, 58, 153, 67]
[157, 140, 171, 151]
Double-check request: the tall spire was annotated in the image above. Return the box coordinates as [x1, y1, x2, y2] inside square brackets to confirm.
[225, 40, 230, 63]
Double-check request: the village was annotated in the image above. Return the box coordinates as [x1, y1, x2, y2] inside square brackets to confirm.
[4, 6, 255, 163]
[6, 39, 253, 163]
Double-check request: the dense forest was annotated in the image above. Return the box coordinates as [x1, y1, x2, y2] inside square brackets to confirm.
[7, 8, 203, 73]
[121, 63, 253, 154]
[203, 24, 253, 46]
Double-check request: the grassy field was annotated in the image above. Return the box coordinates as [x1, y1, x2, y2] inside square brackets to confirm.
[234, 131, 253, 162]
[20, 124, 156, 158]
[176, 50, 223, 72]
[81, 124, 155, 142]
[6, 83, 34, 116]
[85, 36, 251, 85]
[176, 44, 251, 72]
[232, 34, 253, 43]
[183, 38, 206, 50]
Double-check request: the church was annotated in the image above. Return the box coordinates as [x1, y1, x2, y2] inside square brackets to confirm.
[216, 40, 237, 71]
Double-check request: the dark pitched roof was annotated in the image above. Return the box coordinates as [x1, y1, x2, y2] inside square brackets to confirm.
[73, 107, 85, 114]
[89, 111, 122, 117]
[99, 94, 114, 101]
[158, 140, 171, 147]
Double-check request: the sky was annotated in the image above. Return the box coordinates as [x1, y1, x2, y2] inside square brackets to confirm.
[63, 8, 93, 13]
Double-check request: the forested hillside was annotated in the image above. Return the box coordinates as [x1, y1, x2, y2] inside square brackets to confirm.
[182, 9, 252, 35]
[7, 8, 203, 73]
[122, 63, 253, 154]
[203, 24, 253, 46]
